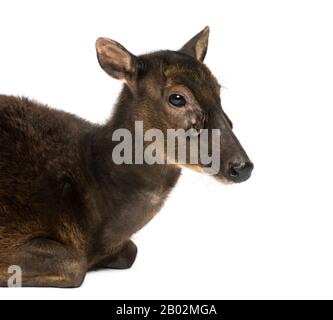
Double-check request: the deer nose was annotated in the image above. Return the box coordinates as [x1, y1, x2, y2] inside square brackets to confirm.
[227, 161, 254, 183]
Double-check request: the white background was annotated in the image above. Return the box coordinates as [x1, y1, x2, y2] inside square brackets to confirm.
[0, 0, 333, 300]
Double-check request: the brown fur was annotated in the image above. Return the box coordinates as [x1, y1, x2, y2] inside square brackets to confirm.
[0, 27, 253, 287]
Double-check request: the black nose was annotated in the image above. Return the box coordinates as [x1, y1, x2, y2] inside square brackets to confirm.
[227, 161, 254, 183]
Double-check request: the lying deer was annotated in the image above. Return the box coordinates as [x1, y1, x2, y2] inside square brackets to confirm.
[0, 27, 253, 287]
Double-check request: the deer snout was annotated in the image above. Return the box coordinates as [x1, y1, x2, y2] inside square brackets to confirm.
[227, 161, 254, 183]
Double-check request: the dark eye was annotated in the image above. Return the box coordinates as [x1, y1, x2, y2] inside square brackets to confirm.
[169, 94, 186, 107]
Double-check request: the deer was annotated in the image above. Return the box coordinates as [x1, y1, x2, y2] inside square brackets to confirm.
[0, 27, 253, 287]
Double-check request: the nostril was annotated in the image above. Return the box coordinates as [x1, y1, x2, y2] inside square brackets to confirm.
[229, 162, 246, 176]
[229, 165, 240, 177]
[228, 161, 254, 180]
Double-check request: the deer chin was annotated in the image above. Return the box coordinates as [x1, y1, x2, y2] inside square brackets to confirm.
[218, 177, 235, 185]
[212, 172, 236, 185]
[179, 164, 235, 185]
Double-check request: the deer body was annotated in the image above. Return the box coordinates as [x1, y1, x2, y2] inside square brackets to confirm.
[0, 94, 180, 286]
[0, 27, 253, 287]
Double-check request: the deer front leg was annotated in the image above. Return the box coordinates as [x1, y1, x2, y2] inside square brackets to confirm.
[106, 240, 138, 269]
[92, 240, 138, 270]
[0, 238, 87, 288]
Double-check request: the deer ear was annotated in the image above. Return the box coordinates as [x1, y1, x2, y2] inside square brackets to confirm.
[179, 26, 210, 62]
[96, 37, 138, 82]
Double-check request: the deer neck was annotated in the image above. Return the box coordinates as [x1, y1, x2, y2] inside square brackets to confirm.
[88, 85, 181, 216]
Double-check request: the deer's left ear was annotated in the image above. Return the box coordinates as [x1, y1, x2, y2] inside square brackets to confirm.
[96, 37, 138, 83]
[179, 26, 210, 62]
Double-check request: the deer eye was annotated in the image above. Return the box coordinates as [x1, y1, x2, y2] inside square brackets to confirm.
[169, 94, 186, 107]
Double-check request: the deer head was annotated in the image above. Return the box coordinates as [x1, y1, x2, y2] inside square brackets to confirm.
[96, 27, 253, 183]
